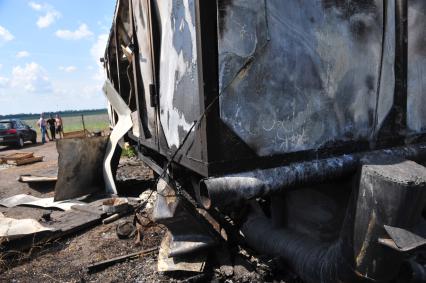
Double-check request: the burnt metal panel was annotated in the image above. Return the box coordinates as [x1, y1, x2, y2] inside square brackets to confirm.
[375, 0, 396, 136]
[157, 0, 201, 151]
[407, 0, 426, 133]
[132, 0, 159, 148]
[217, 0, 388, 156]
[104, 0, 426, 178]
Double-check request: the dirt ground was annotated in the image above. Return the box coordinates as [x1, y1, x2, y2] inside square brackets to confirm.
[0, 141, 292, 283]
[0, 141, 163, 282]
[0, 141, 58, 199]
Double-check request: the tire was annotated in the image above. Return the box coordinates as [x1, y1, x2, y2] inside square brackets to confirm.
[31, 136, 37, 144]
[17, 136, 24, 148]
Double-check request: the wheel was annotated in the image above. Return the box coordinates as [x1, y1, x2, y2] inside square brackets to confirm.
[17, 136, 24, 148]
[31, 136, 37, 144]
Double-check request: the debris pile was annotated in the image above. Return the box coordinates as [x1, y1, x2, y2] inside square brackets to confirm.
[0, 152, 299, 282]
[0, 139, 296, 282]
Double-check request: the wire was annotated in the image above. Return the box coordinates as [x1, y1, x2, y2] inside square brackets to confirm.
[135, 39, 270, 210]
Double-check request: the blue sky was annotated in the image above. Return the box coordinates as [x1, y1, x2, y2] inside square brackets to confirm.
[0, 0, 116, 115]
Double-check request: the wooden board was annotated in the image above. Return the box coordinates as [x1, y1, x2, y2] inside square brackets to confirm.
[1, 152, 34, 161]
[7, 156, 43, 166]
[18, 175, 57, 183]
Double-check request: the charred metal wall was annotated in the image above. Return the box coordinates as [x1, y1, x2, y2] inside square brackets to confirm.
[105, 0, 426, 177]
[132, 0, 157, 143]
[157, 0, 200, 150]
[217, 0, 394, 156]
[407, 0, 426, 133]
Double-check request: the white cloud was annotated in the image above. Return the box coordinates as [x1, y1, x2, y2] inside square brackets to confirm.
[28, 2, 43, 11]
[55, 24, 93, 40]
[29, 2, 61, 29]
[10, 62, 52, 93]
[59, 65, 77, 73]
[16, 51, 30, 58]
[37, 10, 61, 28]
[0, 25, 14, 44]
[90, 33, 108, 81]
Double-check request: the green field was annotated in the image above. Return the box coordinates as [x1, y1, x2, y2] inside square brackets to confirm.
[23, 113, 110, 137]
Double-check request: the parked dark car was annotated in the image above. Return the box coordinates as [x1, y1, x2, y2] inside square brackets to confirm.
[0, 119, 37, 148]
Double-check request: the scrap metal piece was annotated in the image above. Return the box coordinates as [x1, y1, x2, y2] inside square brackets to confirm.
[0, 214, 54, 240]
[54, 136, 108, 201]
[0, 194, 84, 211]
[158, 232, 206, 273]
[153, 179, 216, 257]
[379, 225, 426, 252]
[0, 194, 39, 207]
[1, 202, 106, 251]
[102, 80, 133, 195]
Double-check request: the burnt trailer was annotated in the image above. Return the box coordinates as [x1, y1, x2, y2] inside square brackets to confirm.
[102, 0, 426, 282]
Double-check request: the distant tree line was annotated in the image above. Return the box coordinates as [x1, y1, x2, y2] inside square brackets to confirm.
[0, 108, 108, 120]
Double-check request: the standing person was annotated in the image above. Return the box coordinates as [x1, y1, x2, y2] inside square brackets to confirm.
[55, 114, 64, 139]
[37, 113, 47, 144]
[47, 115, 56, 140]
